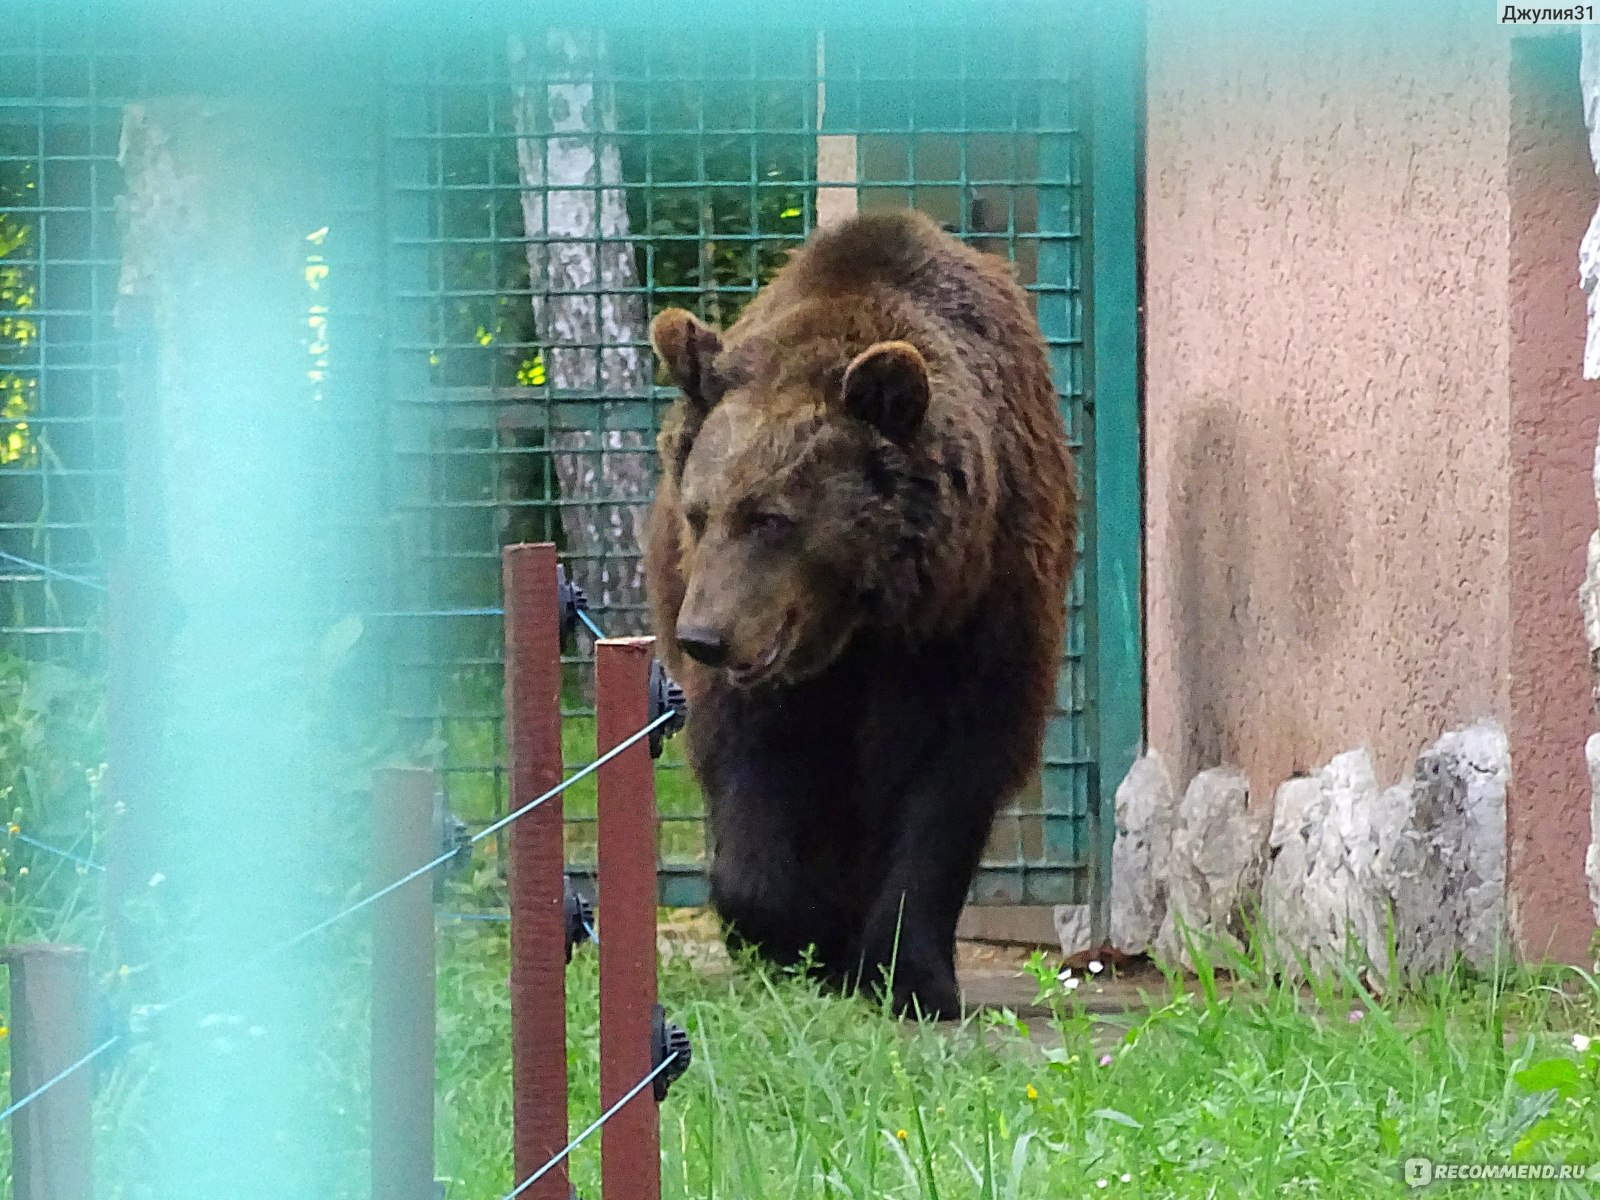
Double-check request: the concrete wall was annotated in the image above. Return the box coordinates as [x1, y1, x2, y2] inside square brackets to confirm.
[1144, 2, 1599, 959]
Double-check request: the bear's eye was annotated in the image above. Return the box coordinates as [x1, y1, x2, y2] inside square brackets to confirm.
[748, 512, 796, 543]
[685, 508, 708, 539]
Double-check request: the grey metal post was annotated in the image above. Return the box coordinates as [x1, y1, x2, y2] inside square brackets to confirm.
[370, 768, 438, 1200]
[4, 944, 93, 1200]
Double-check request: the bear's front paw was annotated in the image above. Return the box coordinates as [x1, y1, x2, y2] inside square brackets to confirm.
[890, 972, 962, 1022]
[856, 948, 962, 1021]
[709, 869, 856, 981]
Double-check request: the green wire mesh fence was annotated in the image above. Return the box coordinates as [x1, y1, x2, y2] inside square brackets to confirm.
[2, 5, 1109, 908]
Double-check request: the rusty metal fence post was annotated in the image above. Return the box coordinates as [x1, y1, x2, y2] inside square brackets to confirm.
[4, 943, 93, 1200]
[596, 637, 662, 1200]
[370, 767, 438, 1200]
[503, 543, 570, 1200]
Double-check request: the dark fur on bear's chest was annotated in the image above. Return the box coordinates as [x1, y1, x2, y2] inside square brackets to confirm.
[693, 638, 953, 844]
[685, 626, 1030, 1018]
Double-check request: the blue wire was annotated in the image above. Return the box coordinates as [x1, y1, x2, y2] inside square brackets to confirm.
[439, 914, 597, 948]
[0, 555, 623, 642]
[0, 711, 674, 1128]
[152, 710, 674, 1017]
[13, 833, 104, 873]
[360, 608, 504, 619]
[502, 1052, 680, 1199]
[0, 1037, 121, 1126]
[0, 550, 107, 593]
[358, 607, 611, 642]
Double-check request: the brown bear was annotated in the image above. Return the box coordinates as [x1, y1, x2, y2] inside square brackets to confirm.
[643, 207, 1077, 1019]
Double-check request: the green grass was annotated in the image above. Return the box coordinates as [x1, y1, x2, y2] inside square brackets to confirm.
[439, 660, 706, 870]
[414, 926, 1600, 1200]
[15, 906, 1599, 1200]
[12, 839, 1600, 1200]
[7, 652, 1600, 1197]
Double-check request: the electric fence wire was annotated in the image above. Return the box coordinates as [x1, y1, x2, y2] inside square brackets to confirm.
[0, 552, 616, 645]
[356, 607, 609, 642]
[0, 710, 675, 1128]
[11, 832, 105, 873]
[157, 710, 672, 1014]
[501, 1052, 681, 1200]
[0, 550, 107, 593]
[0, 1038, 121, 1126]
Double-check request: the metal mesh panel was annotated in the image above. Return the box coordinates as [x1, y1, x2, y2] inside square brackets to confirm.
[383, 16, 1092, 905]
[381, 28, 821, 890]
[0, 4, 138, 663]
[0, 8, 390, 654]
[0, 9, 1098, 908]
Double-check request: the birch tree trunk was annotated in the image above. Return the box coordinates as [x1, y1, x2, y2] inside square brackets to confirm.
[509, 31, 652, 633]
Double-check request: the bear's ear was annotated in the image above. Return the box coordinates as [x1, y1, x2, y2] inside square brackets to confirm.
[840, 340, 929, 446]
[650, 308, 724, 413]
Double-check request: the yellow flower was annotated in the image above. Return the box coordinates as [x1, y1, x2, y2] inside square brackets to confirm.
[517, 354, 547, 386]
[0, 1024, 9, 1039]
[895, 1129, 908, 1141]
[6, 824, 17, 836]
[1025, 1083, 1039, 1101]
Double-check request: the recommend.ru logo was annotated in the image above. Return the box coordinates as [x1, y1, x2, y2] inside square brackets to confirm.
[1404, 1158, 1600, 1187]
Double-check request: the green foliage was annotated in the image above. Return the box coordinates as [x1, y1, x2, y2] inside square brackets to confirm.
[425, 36, 814, 598]
[433, 659, 704, 870]
[611, 36, 811, 335]
[117, 913, 1577, 1200]
[1507, 1025, 1600, 1172]
[421, 931, 1600, 1199]
[4, 638, 1600, 1198]
[0, 651, 106, 917]
[0, 146, 36, 468]
[430, 40, 811, 396]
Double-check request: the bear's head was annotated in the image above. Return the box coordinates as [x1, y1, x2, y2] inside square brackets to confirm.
[650, 304, 937, 691]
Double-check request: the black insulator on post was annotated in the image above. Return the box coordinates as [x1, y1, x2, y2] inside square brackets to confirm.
[556, 564, 589, 648]
[650, 1004, 692, 1101]
[564, 881, 594, 964]
[647, 657, 687, 759]
[430, 788, 472, 899]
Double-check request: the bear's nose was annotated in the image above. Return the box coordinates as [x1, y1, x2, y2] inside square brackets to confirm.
[676, 626, 729, 669]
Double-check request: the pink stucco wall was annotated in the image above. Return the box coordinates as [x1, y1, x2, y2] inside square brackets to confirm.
[1145, 0, 1511, 793]
[1507, 34, 1598, 963]
[1145, 4, 1600, 958]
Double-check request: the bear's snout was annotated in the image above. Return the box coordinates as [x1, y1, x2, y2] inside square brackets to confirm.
[675, 624, 730, 669]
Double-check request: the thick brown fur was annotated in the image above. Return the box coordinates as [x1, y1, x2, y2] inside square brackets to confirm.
[644, 208, 1077, 1019]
